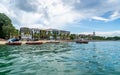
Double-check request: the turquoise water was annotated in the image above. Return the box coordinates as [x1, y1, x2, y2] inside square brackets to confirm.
[0, 41, 120, 75]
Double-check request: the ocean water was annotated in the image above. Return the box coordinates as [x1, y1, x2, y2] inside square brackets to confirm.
[0, 41, 120, 75]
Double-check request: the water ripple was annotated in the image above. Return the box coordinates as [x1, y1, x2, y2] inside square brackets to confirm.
[0, 41, 120, 75]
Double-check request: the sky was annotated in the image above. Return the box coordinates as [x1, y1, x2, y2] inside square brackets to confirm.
[0, 0, 120, 36]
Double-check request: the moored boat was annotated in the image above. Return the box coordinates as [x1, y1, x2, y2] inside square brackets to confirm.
[26, 41, 43, 45]
[6, 38, 21, 45]
[46, 41, 60, 43]
[6, 42, 22, 45]
[76, 40, 89, 44]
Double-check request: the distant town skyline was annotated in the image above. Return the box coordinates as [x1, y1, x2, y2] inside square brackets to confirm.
[0, 0, 120, 36]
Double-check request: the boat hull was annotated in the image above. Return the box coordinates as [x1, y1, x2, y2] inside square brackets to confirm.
[26, 42, 43, 45]
[46, 42, 60, 43]
[6, 42, 22, 45]
[76, 41, 89, 44]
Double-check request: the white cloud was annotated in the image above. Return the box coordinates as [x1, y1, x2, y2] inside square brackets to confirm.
[109, 11, 120, 21]
[80, 31, 120, 37]
[0, 0, 120, 30]
[92, 16, 108, 21]
[92, 11, 120, 22]
[96, 31, 120, 37]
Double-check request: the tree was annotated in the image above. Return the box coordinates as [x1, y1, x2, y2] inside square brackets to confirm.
[33, 32, 39, 40]
[53, 32, 58, 40]
[106, 36, 120, 40]
[92, 36, 106, 40]
[0, 13, 18, 39]
[47, 31, 51, 39]
[59, 33, 63, 40]
[0, 13, 12, 38]
[66, 33, 70, 40]
[40, 30, 47, 39]
[70, 34, 76, 40]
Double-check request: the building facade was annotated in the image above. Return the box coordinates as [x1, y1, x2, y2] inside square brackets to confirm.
[20, 27, 32, 40]
[20, 27, 70, 40]
[46, 29, 70, 40]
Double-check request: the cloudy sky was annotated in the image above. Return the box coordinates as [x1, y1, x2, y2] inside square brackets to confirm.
[0, 0, 120, 36]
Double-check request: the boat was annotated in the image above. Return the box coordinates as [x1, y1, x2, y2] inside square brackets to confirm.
[26, 41, 43, 45]
[46, 40, 60, 44]
[6, 42, 22, 45]
[46, 41, 60, 43]
[6, 38, 22, 45]
[76, 40, 89, 44]
[46, 42, 60, 44]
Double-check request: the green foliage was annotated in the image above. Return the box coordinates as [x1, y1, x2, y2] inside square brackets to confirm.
[92, 36, 120, 40]
[92, 36, 106, 40]
[70, 34, 76, 40]
[33, 32, 39, 40]
[106, 36, 120, 40]
[0, 13, 19, 39]
[40, 30, 47, 39]
[53, 32, 58, 40]
[0, 13, 12, 26]
[47, 31, 51, 39]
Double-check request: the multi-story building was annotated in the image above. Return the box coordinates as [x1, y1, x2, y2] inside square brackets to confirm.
[20, 27, 70, 40]
[78, 32, 96, 40]
[20, 27, 32, 40]
[59, 30, 70, 40]
[30, 28, 42, 40]
[46, 29, 70, 40]
[46, 29, 60, 40]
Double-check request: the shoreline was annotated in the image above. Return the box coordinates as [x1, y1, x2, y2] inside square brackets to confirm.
[0, 40, 120, 45]
[89, 40, 120, 42]
[0, 40, 70, 45]
[0, 41, 7, 45]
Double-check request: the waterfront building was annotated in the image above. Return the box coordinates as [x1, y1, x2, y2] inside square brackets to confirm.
[20, 27, 70, 40]
[59, 30, 70, 40]
[46, 29, 70, 40]
[20, 27, 32, 40]
[46, 29, 60, 40]
[30, 28, 41, 40]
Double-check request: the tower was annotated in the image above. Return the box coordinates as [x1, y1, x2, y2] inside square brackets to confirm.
[93, 32, 95, 36]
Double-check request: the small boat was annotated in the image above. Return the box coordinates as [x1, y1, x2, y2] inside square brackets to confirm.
[6, 38, 21, 45]
[6, 42, 22, 45]
[76, 40, 89, 44]
[46, 41, 60, 43]
[46, 40, 60, 44]
[26, 41, 43, 45]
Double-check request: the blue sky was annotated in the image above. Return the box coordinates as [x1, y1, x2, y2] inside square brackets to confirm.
[64, 18, 120, 33]
[0, 0, 120, 36]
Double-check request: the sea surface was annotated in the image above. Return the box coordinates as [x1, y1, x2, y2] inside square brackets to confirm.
[0, 41, 120, 75]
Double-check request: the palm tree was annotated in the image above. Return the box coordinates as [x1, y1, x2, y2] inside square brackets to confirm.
[59, 33, 63, 40]
[47, 31, 51, 40]
[53, 32, 58, 40]
[66, 33, 70, 40]
[40, 30, 47, 39]
[33, 32, 39, 40]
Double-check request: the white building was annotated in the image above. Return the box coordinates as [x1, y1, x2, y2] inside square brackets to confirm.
[20, 27, 32, 40]
[20, 27, 70, 40]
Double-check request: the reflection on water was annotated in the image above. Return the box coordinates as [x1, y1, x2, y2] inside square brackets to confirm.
[0, 41, 120, 75]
